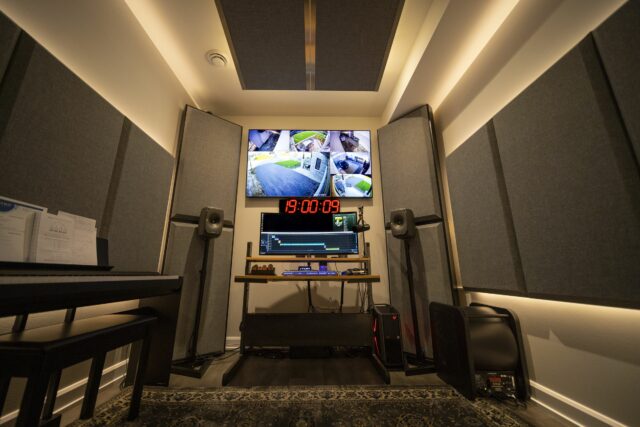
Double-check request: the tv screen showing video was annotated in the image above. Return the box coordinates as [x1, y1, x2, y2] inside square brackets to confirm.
[246, 130, 372, 198]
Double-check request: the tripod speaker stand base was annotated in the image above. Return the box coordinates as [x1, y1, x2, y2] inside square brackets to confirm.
[170, 353, 222, 379]
[403, 354, 437, 376]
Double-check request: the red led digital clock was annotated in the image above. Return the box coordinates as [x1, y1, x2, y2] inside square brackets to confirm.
[279, 198, 340, 214]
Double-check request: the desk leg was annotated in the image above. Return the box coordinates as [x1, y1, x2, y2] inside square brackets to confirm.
[125, 290, 181, 386]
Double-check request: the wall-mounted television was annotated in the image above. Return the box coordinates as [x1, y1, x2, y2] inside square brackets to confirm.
[246, 130, 372, 198]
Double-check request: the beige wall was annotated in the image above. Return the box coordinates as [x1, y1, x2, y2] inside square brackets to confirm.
[433, 1, 637, 425]
[222, 116, 388, 343]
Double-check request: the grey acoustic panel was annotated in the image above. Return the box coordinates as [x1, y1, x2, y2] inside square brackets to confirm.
[378, 114, 441, 222]
[493, 40, 640, 304]
[163, 222, 204, 359]
[386, 223, 452, 357]
[108, 124, 174, 272]
[446, 122, 525, 292]
[315, 0, 403, 91]
[172, 107, 241, 221]
[163, 222, 232, 358]
[216, 0, 306, 90]
[593, 0, 640, 165]
[198, 227, 233, 354]
[0, 43, 123, 230]
[0, 12, 20, 82]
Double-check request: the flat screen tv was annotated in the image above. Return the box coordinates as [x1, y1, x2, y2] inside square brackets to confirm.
[246, 130, 372, 198]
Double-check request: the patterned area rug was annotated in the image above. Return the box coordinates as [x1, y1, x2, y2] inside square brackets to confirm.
[71, 385, 530, 426]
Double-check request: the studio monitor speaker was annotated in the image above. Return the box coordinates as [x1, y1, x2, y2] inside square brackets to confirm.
[198, 207, 224, 238]
[390, 208, 416, 239]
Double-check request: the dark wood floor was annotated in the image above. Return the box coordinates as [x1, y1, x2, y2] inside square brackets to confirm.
[169, 350, 574, 427]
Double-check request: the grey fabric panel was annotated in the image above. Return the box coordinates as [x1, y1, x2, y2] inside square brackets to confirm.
[198, 227, 233, 354]
[315, 0, 403, 91]
[163, 222, 232, 358]
[216, 0, 306, 90]
[446, 123, 524, 292]
[0, 12, 20, 82]
[386, 223, 452, 357]
[493, 40, 640, 303]
[378, 115, 441, 222]
[172, 107, 241, 221]
[593, 0, 640, 165]
[163, 222, 204, 359]
[108, 124, 174, 272]
[0, 43, 123, 230]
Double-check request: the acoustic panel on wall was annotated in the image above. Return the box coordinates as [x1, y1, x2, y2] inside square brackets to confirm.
[163, 222, 205, 359]
[0, 42, 123, 231]
[198, 227, 233, 354]
[386, 223, 452, 357]
[378, 114, 442, 222]
[172, 106, 242, 221]
[446, 122, 525, 293]
[163, 222, 233, 358]
[107, 123, 175, 272]
[493, 39, 640, 304]
[0, 12, 20, 83]
[593, 0, 640, 166]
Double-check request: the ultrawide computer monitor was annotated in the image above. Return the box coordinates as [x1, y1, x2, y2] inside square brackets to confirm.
[259, 212, 359, 255]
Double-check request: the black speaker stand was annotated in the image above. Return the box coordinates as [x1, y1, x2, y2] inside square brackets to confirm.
[171, 237, 215, 378]
[171, 351, 223, 378]
[402, 239, 437, 376]
[404, 354, 437, 376]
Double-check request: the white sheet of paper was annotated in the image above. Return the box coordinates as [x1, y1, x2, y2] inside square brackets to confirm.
[58, 211, 97, 266]
[0, 196, 46, 262]
[30, 212, 75, 264]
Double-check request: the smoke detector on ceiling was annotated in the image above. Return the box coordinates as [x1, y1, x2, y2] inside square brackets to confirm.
[205, 50, 228, 67]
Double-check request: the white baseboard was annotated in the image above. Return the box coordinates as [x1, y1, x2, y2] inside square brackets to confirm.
[0, 359, 129, 426]
[530, 380, 626, 427]
[225, 336, 240, 350]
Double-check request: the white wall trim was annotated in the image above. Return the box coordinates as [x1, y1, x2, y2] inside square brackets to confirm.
[226, 336, 240, 350]
[530, 380, 627, 427]
[0, 359, 128, 426]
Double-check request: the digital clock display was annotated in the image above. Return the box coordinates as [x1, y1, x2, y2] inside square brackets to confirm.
[279, 198, 340, 214]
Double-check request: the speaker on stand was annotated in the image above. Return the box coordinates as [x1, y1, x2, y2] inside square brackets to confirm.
[390, 208, 437, 376]
[171, 207, 224, 378]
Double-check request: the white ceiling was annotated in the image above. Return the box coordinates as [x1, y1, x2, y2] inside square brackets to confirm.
[124, 0, 623, 123]
[122, 0, 534, 119]
[125, 0, 433, 117]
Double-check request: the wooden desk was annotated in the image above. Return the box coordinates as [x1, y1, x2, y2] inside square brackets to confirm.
[222, 242, 388, 385]
[0, 274, 182, 386]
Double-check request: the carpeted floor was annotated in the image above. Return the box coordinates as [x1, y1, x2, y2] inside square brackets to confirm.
[70, 385, 531, 426]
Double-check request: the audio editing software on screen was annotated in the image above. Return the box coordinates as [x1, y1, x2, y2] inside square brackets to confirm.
[259, 213, 358, 255]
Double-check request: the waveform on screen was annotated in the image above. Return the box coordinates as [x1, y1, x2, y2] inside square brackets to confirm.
[260, 231, 358, 255]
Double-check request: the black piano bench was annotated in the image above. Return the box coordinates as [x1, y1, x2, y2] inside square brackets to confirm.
[0, 314, 156, 426]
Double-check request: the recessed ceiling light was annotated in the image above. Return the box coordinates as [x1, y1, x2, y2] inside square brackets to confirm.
[205, 50, 228, 67]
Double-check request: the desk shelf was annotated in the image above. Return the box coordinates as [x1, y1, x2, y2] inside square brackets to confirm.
[246, 256, 370, 263]
[235, 274, 380, 283]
